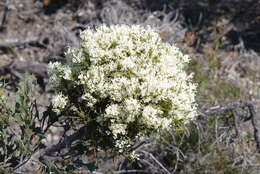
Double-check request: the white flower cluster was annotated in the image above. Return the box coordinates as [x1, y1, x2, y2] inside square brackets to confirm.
[51, 93, 68, 114]
[48, 62, 72, 84]
[48, 25, 197, 151]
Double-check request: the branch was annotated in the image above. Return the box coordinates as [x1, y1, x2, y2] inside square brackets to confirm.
[0, 0, 10, 31]
[115, 170, 150, 173]
[43, 126, 88, 156]
[199, 100, 260, 153]
[201, 100, 251, 119]
[8, 60, 48, 78]
[37, 125, 89, 164]
[140, 150, 171, 174]
[248, 103, 260, 153]
[0, 36, 40, 49]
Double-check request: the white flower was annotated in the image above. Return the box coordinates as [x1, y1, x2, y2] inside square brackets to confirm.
[48, 62, 63, 72]
[48, 25, 197, 151]
[51, 93, 68, 111]
[125, 98, 140, 113]
[63, 66, 72, 80]
[110, 123, 127, 139]
[130, 151, 141, 160]
[48, 62, 72, 82]
[105, 104, 120, 118]
[142, 105, 163, 128]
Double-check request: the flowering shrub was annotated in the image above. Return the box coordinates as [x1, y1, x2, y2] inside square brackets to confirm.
[48, 25, 197, 151]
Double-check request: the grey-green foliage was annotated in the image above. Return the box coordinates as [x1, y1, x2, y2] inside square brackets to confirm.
[0, 74, 42, 173]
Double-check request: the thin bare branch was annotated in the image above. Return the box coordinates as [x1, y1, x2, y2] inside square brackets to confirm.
[0, 0, 10, 29]
[115, 170, 150, 173]
[248, 103, 260, 153]
[141, 150, 171, 174]
[0, 36, 40, 49]
[199, 100, 260, 153]
[42, 126, 88, 156]
[8, 60, 48, 78]
[232, 109, 241, 137]
[201, 100, 251, 120]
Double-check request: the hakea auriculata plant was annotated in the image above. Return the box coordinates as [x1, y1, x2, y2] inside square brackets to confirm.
[48, 25, 197, 152]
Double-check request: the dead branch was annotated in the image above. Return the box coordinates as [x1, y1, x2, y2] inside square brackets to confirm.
[248, 103, 260, 153]
[8, 59, 48, 78]
[38, 125, 88, 164]
[200, 100, 260, 153]
[0, 36, 41, 49]
[232, 109, 241, 137]
[0, 0, 10, 30]
[44, 126, 87, 155]
[201, 100, 251, 118]
[140, 150, 171, 174]
[115, 170, 150, 173]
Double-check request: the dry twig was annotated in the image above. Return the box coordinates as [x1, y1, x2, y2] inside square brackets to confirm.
[200, 100, 260, 153]
[140, 150, 171, 174]
[0, 37, 41, 49]
[0, 0, 10, 30]
[8, 60, 48, 78]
